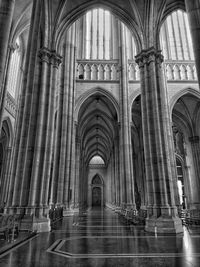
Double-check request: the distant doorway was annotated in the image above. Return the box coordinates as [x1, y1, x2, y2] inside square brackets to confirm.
[90, 174, 104, 207]
[92, 187, 101, 206]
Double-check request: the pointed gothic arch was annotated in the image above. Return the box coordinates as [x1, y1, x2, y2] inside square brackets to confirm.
[54, 1, 143, 52]
[0, 118, 14, 205]
[92, 173, 103, 185]
[90, 173, 104, 207]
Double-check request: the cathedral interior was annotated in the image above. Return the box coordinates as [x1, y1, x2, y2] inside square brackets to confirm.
[0, 0, 200, 266]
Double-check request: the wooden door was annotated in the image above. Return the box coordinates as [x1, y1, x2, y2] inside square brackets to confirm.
[92, 187, 101, 206]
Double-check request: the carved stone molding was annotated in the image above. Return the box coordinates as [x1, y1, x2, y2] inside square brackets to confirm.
[135, 47, 164, 68]
[50, 51, 62, 68]
[38, 47, 62, 67]
[38, 47, 51, 64]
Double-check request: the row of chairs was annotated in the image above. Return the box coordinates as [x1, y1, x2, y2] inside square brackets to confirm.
[116, 206, 200, 228]
[0, 214, 19, 241]
[116, 206, 147, 226]
[49, 207, 63, 229]
[179, 209, 200, 226]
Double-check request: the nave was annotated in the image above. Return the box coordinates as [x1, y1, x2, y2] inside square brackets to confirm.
[0, 208, 200, 267]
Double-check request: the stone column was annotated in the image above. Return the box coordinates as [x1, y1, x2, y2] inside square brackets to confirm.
[67, 122, 76, 209]
[26, 48, 61, 220]
[114, 137, 120, 207]
[39, 51, 62, 210]
[55, 42, 69, 206]
[135, 47, 183, 234]
[63, 24, 76, 208]
[119, 23, 136, 210]
[0, 0, 15, 124]
[50, 51, 65, 206]
[78, 155, 84, 212]
[138, 136, 147, 209]
[78, 154, 87, 212]
[50, 39, 70, 207]
[111, 150, 116, 206]
[188, 136, 200, 208]
[7, 0, 42, 209]
[109, 162, 113, 204]
[52, 25, 76, 208]
[185, 0, 200, 83]
[27, 48, 52, 209]
[71, 133, 81, 210]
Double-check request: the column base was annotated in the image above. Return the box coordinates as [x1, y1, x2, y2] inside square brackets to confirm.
[5, 206, 51, 232]
[105, 202, 117, 210]
[20, 215, 51, 232]
[32, 217, 51, 232]
[62, 203, 79, 217]
[63, 208, 79, 217]
[145, 216, 183, 234]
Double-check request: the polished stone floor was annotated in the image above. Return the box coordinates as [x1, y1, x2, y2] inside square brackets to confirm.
[0, 208, 200, 266]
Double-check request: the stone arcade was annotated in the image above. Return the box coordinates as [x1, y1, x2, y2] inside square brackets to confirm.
[0, 0, 200, 265]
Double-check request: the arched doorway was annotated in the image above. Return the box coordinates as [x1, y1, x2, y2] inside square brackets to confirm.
[92, 187, 101, 206]
[91, 174, 104, 207]
[172, 93, 200, 209]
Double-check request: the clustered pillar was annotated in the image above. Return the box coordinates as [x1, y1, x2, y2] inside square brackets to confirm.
[5, 0, 62, 232]
[135, 47, 183, 233]
[119, 23, 136, 210]
[7, 0, 43, 211]
[50, 24, 76, 212]
[184, 0, 200, 212]
[185, 0, 200, 85]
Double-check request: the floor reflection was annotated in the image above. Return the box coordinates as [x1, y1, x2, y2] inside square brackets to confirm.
[0, 208, 200, 267]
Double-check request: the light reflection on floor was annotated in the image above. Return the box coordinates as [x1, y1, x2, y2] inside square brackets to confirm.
[0, 208, 200, 267]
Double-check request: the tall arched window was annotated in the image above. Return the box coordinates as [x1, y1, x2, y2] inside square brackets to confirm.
[7, 37, 21, 98]
[160, 10, 194, 61]
[85, 9, 111, 60]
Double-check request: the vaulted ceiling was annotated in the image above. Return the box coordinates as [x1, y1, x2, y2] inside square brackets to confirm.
[13, 0, 185, 50]
[77, 93, 118, 166]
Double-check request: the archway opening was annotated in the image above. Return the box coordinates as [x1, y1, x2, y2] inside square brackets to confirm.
[51, 6, 139, 211]
[176, 157, 186, 209]
[77, 91, 118, 210]
[0, 120, 12, 208]
[172, 93, 200, 210]
[91, 174, 103, 207]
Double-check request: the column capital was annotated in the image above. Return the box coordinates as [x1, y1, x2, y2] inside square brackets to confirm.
[189, 136, 199, 143]
[50, 51, 62, 68]
[8, 43, 16, 52]
[135, 47, 164, 68]
[38, 47, 62, 67]
[38, 47, 51, 63]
